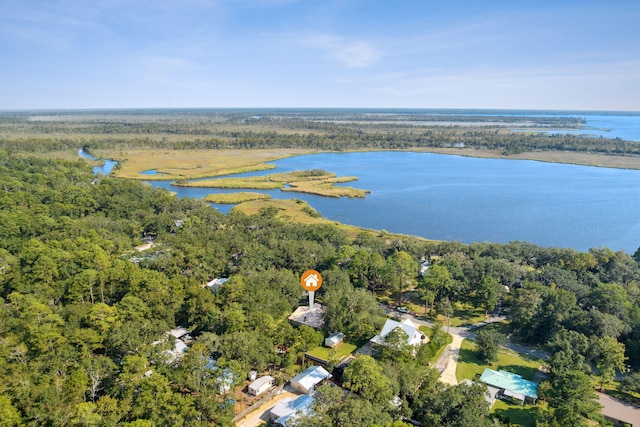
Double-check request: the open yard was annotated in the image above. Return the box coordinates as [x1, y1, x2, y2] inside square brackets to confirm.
[401, 295, 489, 327]
[456, 339, 542, 383]
[306, 343, 357, 363]
[491, 399, 543, 427]
[456, 339, 544, 426]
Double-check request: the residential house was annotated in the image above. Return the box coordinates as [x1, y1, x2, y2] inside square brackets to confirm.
[270, 395, 315, 426]
[460, 379, 502, 407]
[479, 368, 539, 404]
[205, 359, 238, 394]
[205, 277, 228, 293]
[290, 365, 331, 395]
[370, 318, 426, 347]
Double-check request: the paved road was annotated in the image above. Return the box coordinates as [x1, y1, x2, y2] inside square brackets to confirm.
[597, 391, 640, 426]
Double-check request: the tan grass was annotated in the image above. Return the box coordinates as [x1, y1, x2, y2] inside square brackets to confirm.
[232, 199, 328, 225]
[203, 192, 271, 204]
[284, 177, 370, 198]
[92, 148, 317, 180]
[406, 148, 640, 170]
[176, 169, 370, 198]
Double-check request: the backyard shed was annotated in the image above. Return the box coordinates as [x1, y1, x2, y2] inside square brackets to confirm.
[248, 375, 274, 396]
[324, 332, 345, 348]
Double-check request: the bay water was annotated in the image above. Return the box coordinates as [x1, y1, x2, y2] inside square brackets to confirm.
[149, 151, 640, 254]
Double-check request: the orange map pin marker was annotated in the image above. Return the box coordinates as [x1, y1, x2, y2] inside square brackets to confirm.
[300, 270, 323, 291]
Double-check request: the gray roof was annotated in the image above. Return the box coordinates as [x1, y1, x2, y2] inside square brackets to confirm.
[249, 375, 274, 391]
[290, 366, 331, 391]
[271, 395, 315, 424]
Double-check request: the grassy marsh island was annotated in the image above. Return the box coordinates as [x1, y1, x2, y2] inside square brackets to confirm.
[175, 169, 370, 198]
[95, 148, 318, 180]
[203, 192, 271, 204]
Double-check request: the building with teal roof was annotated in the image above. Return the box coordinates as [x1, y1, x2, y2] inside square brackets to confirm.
[479, 368, 539, 404]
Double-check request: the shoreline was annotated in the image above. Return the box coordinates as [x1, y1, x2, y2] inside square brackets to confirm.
[399, 147, 640, 170]
[102, 148, 640, 182]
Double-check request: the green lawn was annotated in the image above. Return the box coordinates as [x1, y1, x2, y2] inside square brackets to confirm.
[445, 301, 488, 327]
[491, 400, 542, 427]
[456, 340, 545, 426]
[306, 343, 357, 363]
[402, 298, 489, 327]
[456, 339, 542, 383]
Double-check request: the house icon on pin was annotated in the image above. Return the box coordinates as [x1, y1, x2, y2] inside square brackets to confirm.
[300, 270, 323, 291]
[304, 274, 319, 288]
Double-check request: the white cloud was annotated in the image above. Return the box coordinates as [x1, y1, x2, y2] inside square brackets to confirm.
[140, 55, 196, 83]
[303, 33, 381, 68]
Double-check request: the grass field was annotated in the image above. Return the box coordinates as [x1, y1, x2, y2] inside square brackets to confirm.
[456, 339, 542, 383]
[93, 148, 317, 180]
[203, 192, 271, 204]
[491, 399, 542, 427]
[175, 169, 369, 198]
[306, 343, 357, 363]
[232, 199, 327, 224]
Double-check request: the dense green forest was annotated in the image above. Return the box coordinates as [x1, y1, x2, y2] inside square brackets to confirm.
[2, 141, 640, 425]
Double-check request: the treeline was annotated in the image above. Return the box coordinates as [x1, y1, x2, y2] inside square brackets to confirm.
[0, 110, 637, 157]
[1, 150, 640, 425]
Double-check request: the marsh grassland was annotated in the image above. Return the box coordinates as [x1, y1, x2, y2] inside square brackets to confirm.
[203, 192, 271, 204]
[177, 169, 370, 198]
[94, 148, 317, 180]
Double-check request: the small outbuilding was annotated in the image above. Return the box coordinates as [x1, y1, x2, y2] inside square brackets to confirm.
[324, 332, 345, 348]
[290, 365, 331, 395]
[248, 375, 274, 396]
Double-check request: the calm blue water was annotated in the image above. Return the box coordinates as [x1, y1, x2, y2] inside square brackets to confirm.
[78, 110, 640, 253]
[78, 149, 118, 175]
[541, 114, 640, 141]
[146, 152, 640, 254]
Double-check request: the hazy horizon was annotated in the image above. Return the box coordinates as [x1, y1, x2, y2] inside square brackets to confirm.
[2, 1, 639, 111]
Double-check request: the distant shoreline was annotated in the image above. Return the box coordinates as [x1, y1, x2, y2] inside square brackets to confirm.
[399, 147, 640, 170]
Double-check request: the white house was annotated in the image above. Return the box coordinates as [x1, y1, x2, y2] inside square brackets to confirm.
[270, 395, 315, 425]
[162, 339, 188, 364]
[248, 375, 274, 396]
[420, 260, 431, 275]
[205, 278, 228, 293]
[290, 366, 331, 395]
[370, 318, 426, 347]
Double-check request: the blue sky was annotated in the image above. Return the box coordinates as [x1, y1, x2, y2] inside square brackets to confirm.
[1, 0, 639, 110]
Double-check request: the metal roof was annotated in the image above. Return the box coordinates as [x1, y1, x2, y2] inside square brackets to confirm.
[479, 369, 538, 399]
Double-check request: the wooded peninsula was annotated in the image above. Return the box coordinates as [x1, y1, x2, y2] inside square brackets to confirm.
[1, 110, 640, 426]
